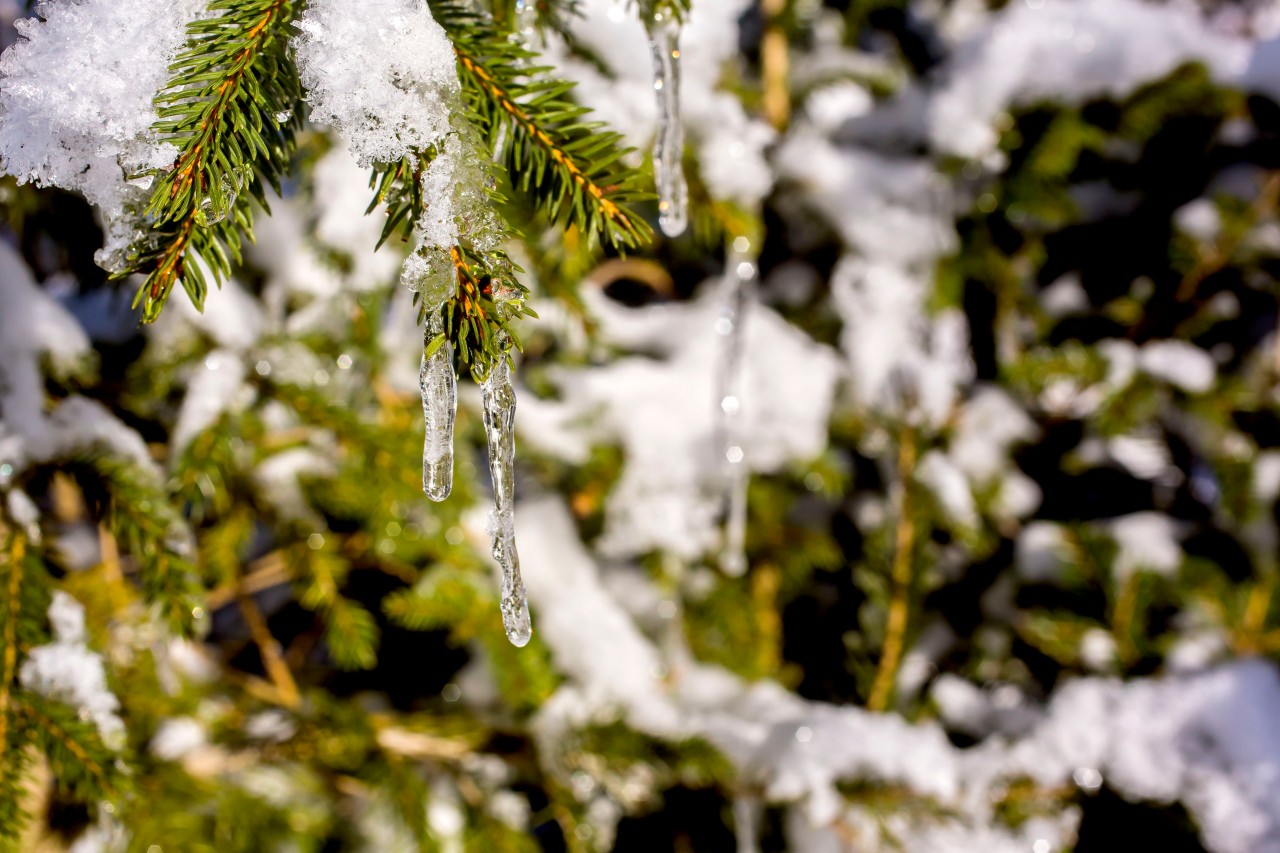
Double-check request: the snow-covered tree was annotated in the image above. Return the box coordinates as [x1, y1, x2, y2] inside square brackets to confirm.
[3, 0, 1280, 850]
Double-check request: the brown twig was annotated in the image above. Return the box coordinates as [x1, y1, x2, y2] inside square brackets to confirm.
[1174, 170, 1280, 303]
[867, 426, 918, 712]
[235, 588, 300, 709]
[760, 0, 790, 130]
[0, 533, 25, 765]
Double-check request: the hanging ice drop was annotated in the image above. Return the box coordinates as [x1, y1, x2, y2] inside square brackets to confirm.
[647, 16, 688, 238]
[420, 312, 456, 502]
[482, 356, 532, 647]
[715, 238, 757, 576]
[513, 0, 538, 47]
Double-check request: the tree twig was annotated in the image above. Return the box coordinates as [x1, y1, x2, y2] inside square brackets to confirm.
[868, 426, 917, 712]
[235, 587, 300, 709]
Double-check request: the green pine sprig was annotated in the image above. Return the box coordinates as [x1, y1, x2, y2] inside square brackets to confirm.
[83, 455, 204, 635]
[368, 144, 536, 382]
[121, 0, 303, 322]
[434, 0, 653, 251]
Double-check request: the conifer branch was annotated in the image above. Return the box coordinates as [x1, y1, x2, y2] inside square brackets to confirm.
[368, 146, 533, 380]
[432, 1, 653, 250]
[124, 0, 302, 321]
[441, 245, 536, 381]
[86, 455, 203, 634]
[291, 543, 379, 671]
[0, 712, 32, 844]
[17, 695, 120, 802]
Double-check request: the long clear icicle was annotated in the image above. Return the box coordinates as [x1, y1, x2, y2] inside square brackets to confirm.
[733, 796, 762, 853]
[647, 15, 688, 238]
[482, 355, 532, 647]
[513, 0, 538, 47]
[420, 312, 456, 502]
[715, 237, 758, 576]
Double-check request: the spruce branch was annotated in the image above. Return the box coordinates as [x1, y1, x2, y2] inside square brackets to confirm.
[440, 245, 536, 381]
[290, 543, 379, 671]
[81, 455, 203, 635]
[434, 1, 652, 251]
[123, 0, 302, 322]
[368, 143, 534, 380]
[0, 712, 32, 846]
[367, 2, 650, 378]
[17, 694, 123, 804]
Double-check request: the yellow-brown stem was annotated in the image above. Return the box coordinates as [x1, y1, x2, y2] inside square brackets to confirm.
[236, 589, 300, 709]
[168, 0, 291, 202]
[751, 563, 782, 677]
[1235, 575, 1276, 654]
[98, 525, 122, 585]
[1175, 170, 1280, 303]
[0, 533, 25, 762]
[146, 0, 291, 311]
[1111, 573, 1141, 665]
[867, 427, 917, 712]
[760, 0, 791, 130]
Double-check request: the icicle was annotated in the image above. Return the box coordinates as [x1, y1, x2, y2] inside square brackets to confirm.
[732, 796, 762, 853]
[715, 236, 757, 576]
[513, 0, 538, 47]
[482, 354, 532, 647]
[420, 312, 456, 502]
[646, 14, 688, 238]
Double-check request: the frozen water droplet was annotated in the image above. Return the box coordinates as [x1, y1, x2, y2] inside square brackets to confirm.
[483, 356, 532, 647]
[513, 0, 538, 46]
[420, 313, 456, 502]
[647, 18, 688, 237]
[126, 173, 154, 191]
[274, 109, 293, 124]
[194, 167, 249, 227]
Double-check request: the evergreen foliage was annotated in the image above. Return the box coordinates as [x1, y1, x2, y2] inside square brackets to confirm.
[2, 0, 1280, 850]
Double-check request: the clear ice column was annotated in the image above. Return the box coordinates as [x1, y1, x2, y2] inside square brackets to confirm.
[647, 15, 688, 238]
[716, 238, 757, 576]
[420, 311, 457, 502]
[482, 356, 532, 647]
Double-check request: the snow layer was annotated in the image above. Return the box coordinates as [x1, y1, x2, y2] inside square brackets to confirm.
[927, 0, 1250, 161]
[20, 592, 126, 749]
[0, 243, 157, 480]
[294, 0, 459, 167]
[520, 284, 840, 560]
[517, 497, 1280, 853]
[830, 258, 971, 428]
[170, 350, 250, 455]
[0, 0, 206, 260]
